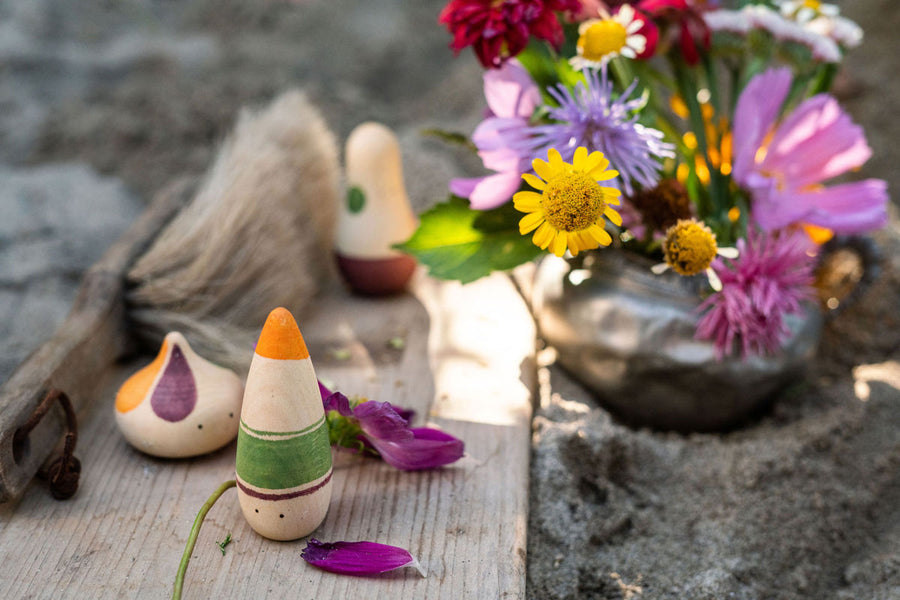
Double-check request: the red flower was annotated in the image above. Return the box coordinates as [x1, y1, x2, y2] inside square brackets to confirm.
[439, 0, 580, 68]
[637, 0, 711, 64]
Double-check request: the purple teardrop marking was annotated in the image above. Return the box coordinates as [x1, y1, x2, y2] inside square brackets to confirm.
[150, 344, 197, 422]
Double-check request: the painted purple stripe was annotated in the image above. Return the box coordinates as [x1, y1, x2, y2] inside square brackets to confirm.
[237, 470, 333, 501]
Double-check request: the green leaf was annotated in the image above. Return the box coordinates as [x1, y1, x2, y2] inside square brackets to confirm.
[347, 186, 366, 213]
[396, 196, 542, 284]
[420, 128, 477, 153]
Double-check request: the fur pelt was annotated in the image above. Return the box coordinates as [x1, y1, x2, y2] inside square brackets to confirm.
[126, 90, 339, 372]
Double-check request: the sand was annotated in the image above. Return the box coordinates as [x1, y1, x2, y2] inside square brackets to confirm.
[1, 1, 897, 598]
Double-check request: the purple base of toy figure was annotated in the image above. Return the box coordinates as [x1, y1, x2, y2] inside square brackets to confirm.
[336, 253, 417, 296]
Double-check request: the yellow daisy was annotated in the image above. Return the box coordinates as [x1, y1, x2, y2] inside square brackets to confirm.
[513, 147, 622, 258]
[651, 218, 739, 291]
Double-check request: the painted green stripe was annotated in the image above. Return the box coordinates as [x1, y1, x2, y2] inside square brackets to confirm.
[235, 420, 332, 490]
[239, 414, 326, 439]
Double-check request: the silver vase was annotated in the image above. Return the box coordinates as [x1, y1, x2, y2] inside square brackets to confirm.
[532, 250, 823, 432]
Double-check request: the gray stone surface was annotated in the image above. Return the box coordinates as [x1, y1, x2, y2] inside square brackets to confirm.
[1, 1, 899, 599]
[0, 164, 142, 380]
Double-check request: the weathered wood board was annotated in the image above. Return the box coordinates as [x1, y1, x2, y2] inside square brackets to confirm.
[0, 271, 535, 598]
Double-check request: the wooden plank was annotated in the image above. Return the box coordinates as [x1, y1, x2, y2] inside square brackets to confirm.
[0, 179, 194, 502]
[0, 271, 535, 598]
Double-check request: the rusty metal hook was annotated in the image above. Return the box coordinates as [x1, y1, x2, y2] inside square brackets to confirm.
[13, 390, 81, 500]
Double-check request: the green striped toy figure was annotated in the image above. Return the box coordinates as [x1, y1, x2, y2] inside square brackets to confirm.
[235, 307, 332, 540]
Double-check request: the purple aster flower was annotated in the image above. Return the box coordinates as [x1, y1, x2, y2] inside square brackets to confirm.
[695, 229, 816, 359]
[301, 539, 426, 577]
[319, 382, 465, 470]
[529, 66, 674, 195]
[732, 67, 888, 234]
[453, 62, 672, 208]
[450, 60, 541, 209]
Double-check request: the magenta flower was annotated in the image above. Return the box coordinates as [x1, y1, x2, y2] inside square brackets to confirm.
[301, 539, 426, 577]
[450, 60, 541, 209]
[732, 67, 888, 234]
[319, 382, 465, 470]
[695, 229, 816, 359]
[439, 0, 579, 69]
[637, 0, 711, 64]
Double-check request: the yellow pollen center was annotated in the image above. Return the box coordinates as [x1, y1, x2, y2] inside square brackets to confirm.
[541, 171, 607, 232]
[663, 220, 718, 276]
[579, 21, 628, 61]
[802, 0, 821, 11]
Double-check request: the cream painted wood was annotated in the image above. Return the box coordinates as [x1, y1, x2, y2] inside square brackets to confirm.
[335, 122, 418, 259]
[115, 332, 243, 459]
[236, 473, 333, 543]
[239, 356, 321, 433]
[236, 323, 332, 542]
[0, 271, 535, 598]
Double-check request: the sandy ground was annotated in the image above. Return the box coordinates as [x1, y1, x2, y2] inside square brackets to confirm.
[1, 0, 898, 598]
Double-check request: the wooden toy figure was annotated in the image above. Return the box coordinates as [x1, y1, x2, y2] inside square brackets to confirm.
[235, 307, 332, 541]
[335, 122, 418, 295]
[115, 332, 243, 458]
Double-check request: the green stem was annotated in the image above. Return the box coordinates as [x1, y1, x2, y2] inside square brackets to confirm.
[728, 62, 741, 115]
[808, 62, 839, 96]
[702, 54, 722, 117]
[671, 57, 718, 216]
[173, 479, 237, 600]
[609, 56, 635, 93]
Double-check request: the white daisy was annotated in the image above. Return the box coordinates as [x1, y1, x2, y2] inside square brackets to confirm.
[779, 0, 863, 49]
[571, 4, 647, 70]
[703, 9, 751, 35]
[746, 5, 841, 63]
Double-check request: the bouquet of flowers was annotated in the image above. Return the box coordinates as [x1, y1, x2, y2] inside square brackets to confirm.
[399, 0, 888, 359]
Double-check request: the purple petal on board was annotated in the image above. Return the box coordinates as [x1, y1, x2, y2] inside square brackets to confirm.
[393, 406, 417, 423]
[150, 344, 196, 422]
[353, 401, 413, 443]
[301, 539, 426, 577]
[367, 426, 465, 470]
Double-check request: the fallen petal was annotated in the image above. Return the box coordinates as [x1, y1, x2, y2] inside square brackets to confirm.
[368, 427, 465, 470]
[353, 401, 414, 443]
[301, 539, 426, 577]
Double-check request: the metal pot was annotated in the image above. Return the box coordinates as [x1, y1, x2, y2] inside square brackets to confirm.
[532, 250, 823, 432]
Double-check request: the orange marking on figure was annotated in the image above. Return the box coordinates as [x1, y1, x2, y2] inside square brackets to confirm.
[254, 307, 309, 360]
[115, 339, 169, 413]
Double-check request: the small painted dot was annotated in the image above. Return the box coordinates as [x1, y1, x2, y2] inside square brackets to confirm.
[255, 509, 259, 513]
[279, 514, 284, 519]
[197, 424, 203, 429]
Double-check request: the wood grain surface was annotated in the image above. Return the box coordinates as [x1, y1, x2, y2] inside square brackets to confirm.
[0, 180, 194, 503]
[0, 271, 535, 598]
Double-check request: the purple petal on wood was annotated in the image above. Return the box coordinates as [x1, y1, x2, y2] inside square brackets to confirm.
[301, 539, 426, 577]
[367, 426, 465, 470]
[354, 401, 413, 443]
[150, 344, 196, 422]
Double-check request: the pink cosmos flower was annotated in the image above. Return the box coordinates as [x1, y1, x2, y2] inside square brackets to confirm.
[696, 229, 816, 359]
[319, 382, 465, 470]
[449, 60, 541, 209]
[302, 539, 426, 577]
[439, 0, 580, 68]
[732, 68, 888, 234]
